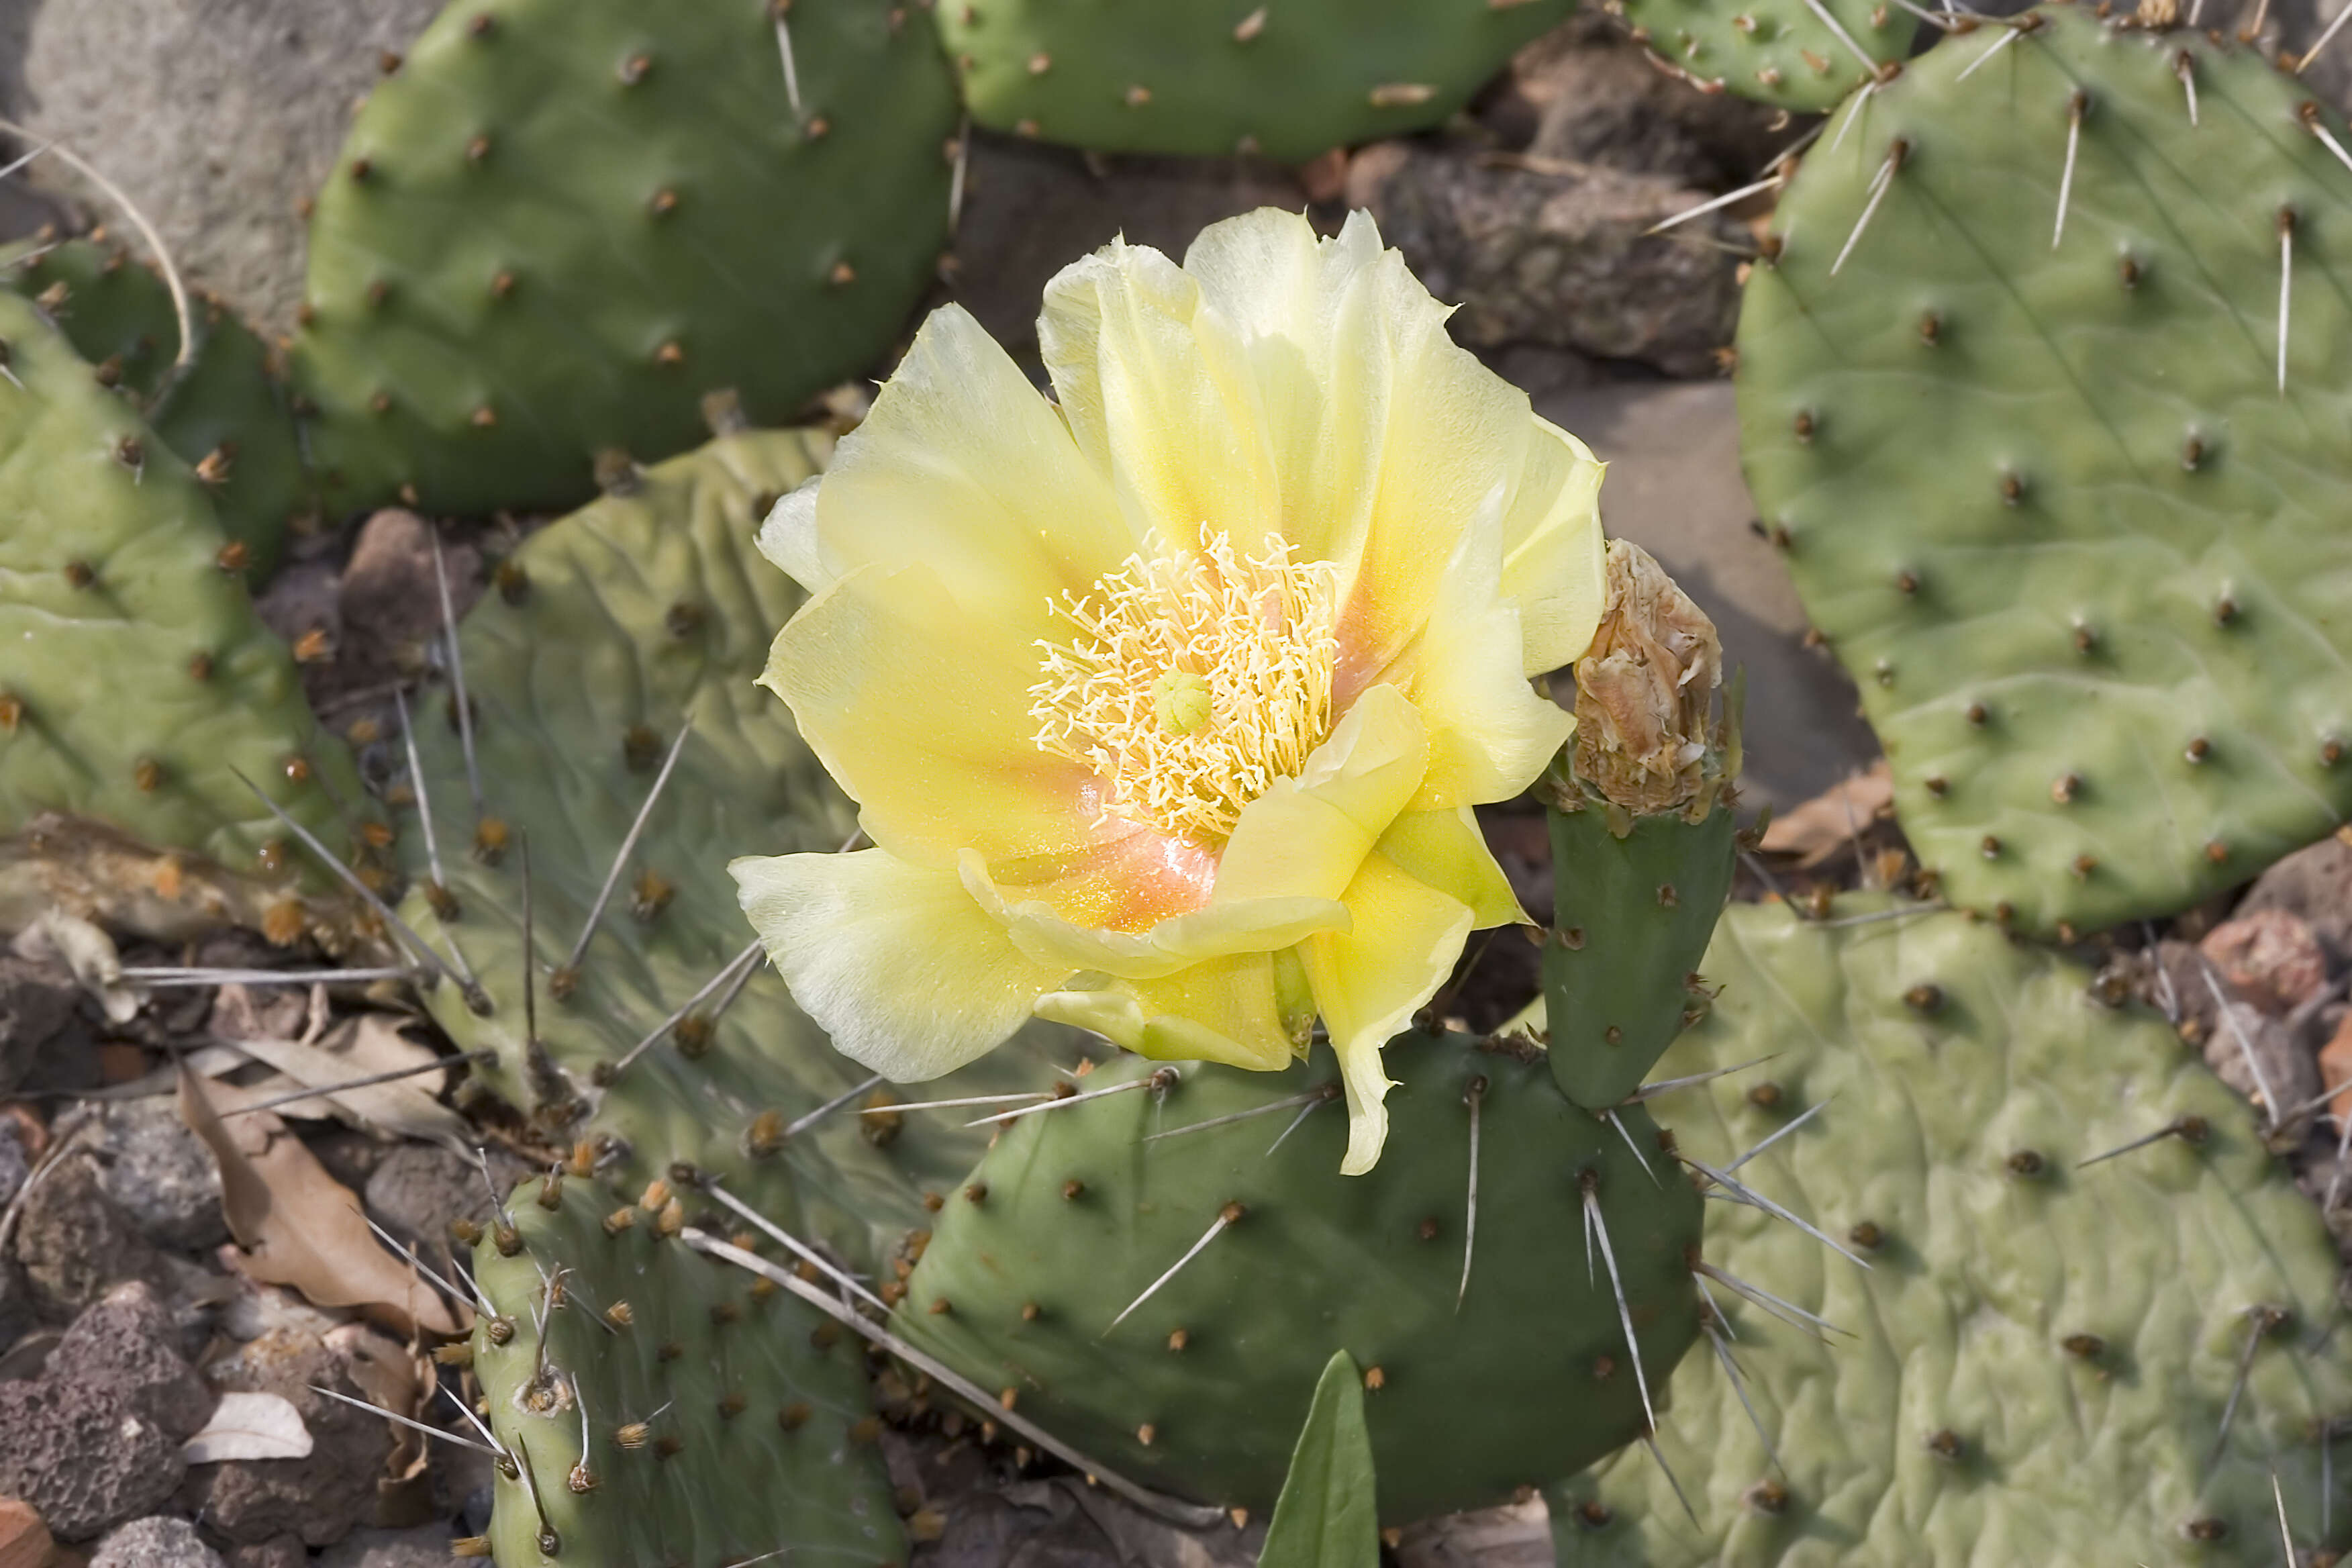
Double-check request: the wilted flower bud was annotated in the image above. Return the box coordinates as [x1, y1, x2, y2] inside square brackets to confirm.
[1569, 541, 1728, 821]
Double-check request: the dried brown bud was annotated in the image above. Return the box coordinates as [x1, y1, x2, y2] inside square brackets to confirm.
[1569, 540, 1726, 818]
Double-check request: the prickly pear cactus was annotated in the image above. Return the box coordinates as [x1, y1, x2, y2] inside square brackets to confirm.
[1551, 898, 2352, 1565]
[934, 0, 1571, 160]
[396, 428, 1065, 1273]
[1620, 0, 1905, 111]
[1739, 7, 2352, 936]
[0, 287, 366, 906]
[1, 238, 311, 579]
[292, 0, 958, 518]
[893, 1032, 1704, 1523]
[466, 1168, 905, 1568]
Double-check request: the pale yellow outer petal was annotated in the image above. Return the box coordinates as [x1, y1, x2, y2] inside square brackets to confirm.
[1377, 506, 1577, 810]
[1502, 418, 1608, 675]
[761, 562, 1095, 869]
[1213, 683, 1428, 905]
[731, 849, 1065, 1082]
[790, 304, 1135, 628]
[1300, 852, 1477, 1175]
[962, 848, 1346, 981]
[1036, 950, 1296, 1071]
[1375, 805, 1527, 930]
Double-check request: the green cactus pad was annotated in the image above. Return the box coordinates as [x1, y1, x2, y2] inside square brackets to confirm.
[397, 429, 1067, 1273]
[893, 1033, 1704, 1524]
[1620, 0, 1906, 111]
[292, 0, 957, 520]
[0, 287, 365, 893]
[1545, 801, 1738, 1110]
[1738, 7, 2352, 935]
[468, 1171, 904, 1568]
[1, 239, 312, 579]
[1550, 898, 2352, 1565]
[934, 0, 1571, 160]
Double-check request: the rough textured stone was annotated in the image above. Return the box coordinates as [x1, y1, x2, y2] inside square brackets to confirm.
[91, 1516, 226, 1568]
[1345, 139, 1743, 377]
[336, 511, 478, 694]
[0, 955, 75, 1093]
[1484, 14, 1792, 185]
[0, 1117, 28, 1214]
[222, 1536, 303, 1568]
[13, 1153, 171, 1320]
[0, 1285, 211, 1539]
[2200, 908, 2332, 1017]
[316, 1522, 456, 1568]
[2238, 831, 2352, 961]
[0, 0, 448, 333]
[1396, 1500, 1553, 1568]
[89, 1099, 229, 1253]
[360, 1144, 519, 1259]
[193, 1328, 389, 1547]
[949, 132, 1307, 366]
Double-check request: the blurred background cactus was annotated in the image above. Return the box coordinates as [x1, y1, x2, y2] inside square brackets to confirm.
[2, 0, 2352, 1565]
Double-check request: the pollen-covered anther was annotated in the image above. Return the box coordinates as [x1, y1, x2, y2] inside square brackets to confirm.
[1028, 525, 1339, 840]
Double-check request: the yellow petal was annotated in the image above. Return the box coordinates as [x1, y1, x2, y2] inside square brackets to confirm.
[787, 304, 1134, 626]
[1375, 805, 1526, 930]
[1502, 416, 1608, 675]
[1038, 238, 1281, 550]
[1036, 950, 1296, 1071]
[731, 849, 1065, 1081]
[762, 562, 1098, 869]
[1379, 505, 1577, 810]
[1299, 852, 1477, 1174]
[1213, 683, 1428, 906]
[962, 848, 1346, 981]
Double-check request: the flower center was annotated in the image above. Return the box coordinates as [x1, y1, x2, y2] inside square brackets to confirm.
[1029, 526, 1340, 842]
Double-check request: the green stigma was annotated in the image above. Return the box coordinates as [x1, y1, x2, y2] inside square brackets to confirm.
[1152, 670, 1213, 736]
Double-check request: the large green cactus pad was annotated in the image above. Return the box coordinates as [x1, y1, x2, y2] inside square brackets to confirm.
[397, 430, 1065, 1273]
[894, 1034, 1704, 1524]
[0, 239, 311, 579]
[469, 1171, 904, 1568]
[1622, 0, 1905, 111]
[1738, 7, 2352, 935]
[0, 287, 363, 891]
[934, 0, 1571, 160]
[293, 0, 957, 518]
[1551, 899, 2352, 1565]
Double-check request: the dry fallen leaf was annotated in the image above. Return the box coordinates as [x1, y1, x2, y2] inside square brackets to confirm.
[0, 1497, 50, 1568]
[328, 1322, 436, 1485]
[1755, 759, 1894, 868]
[183, 1390, 316, 1463]
[212, 1014, 469, 1144]
[178, 1064, 466, 1338]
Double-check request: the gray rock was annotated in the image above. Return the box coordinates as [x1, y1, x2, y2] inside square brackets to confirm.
[0, 0, 448, 332]
[91, 1516, 227, 1568]
[1397, 1500, 1553, 1568]
[948, 132, 1307, 366]
[193, 1328, 389, 1547]
[13, 1153, 172, 1320]
[0, 1116, 28, 1212]
[1344, 139, 1743, 377]
[2201, 997, 2321, 1127]
[336, 511, 477, 693]
[0, 1284, 211, 1540]
[362, 1144, 521, 1258]
[317, 1522, 457, 1568]
[1526, 381, 1881, 814]
[1485, 14, 1794, 186]
[223, 1536, 305, 1568]
[2237, 832, 2352, 962]
[0, 954, 76, 1093]
[91, 1098, 230, 1252]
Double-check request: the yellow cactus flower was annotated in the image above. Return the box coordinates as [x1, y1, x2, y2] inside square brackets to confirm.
[732, 208, 1604, 1173]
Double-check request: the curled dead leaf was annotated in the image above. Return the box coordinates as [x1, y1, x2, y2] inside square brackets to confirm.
[183, 1390, 316, 1463]
[1756, 759, 1894, 867]
[177, 1063, 465, 1338]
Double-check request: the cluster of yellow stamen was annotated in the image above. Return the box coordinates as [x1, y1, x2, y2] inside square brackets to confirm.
[1030, 526, 1340, 842]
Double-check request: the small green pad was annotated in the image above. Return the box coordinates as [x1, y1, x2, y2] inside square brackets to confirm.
[399, 430, 1064, 1273]
[1552, 898, 2352, 1565]
[1, 238, 313, 579]
[294, 0, 957, 518]
[934, 0, 1571, 161]
[1738, 7, 2352, 934]
[1621, 0, 1906, 111]
[0, 287, 362, 887]
[895, 1033, 1703, 1524]
[469, 1173, 904, 1568]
